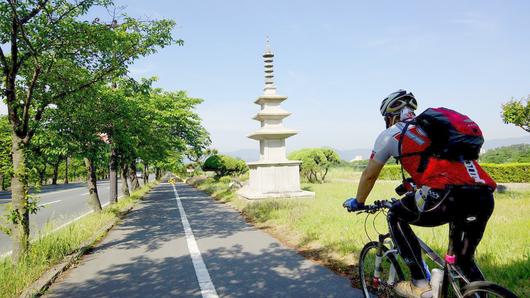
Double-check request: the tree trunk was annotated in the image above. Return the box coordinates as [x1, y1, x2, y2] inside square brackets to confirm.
[155, 167, 162, 180]
[129, 161, 140, 191]
[84, 157, 102, 212]
[120, 163, 130, 197]
[0, 174, 4, 191]
[52, 160, 60, 185]
[64, 157, 69, 184]
[39, 164, 47, 186]
[11, 135, 30, 262]
[143, 163, 149, 185]
[109, 147, 118, 204]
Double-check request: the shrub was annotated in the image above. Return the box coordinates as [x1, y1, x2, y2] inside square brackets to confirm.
[289, 148, 340, 183]
[202, 154, 248, 178]
[379, 163, 530, 183]
[219, 176, 232, 184]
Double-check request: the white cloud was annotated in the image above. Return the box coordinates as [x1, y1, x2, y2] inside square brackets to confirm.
[449, 13, 499, 34]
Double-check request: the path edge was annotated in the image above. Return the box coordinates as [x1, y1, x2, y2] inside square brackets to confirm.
[19, 182, 159, 298]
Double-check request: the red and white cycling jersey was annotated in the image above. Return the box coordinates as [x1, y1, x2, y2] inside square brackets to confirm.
[371, 121, 496, 190]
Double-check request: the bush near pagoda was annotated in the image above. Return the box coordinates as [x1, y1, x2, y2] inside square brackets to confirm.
[202, 155, 248, 178]
[289, 148, 340, 183]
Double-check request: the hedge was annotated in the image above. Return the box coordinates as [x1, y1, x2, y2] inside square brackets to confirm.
[379, 163, 530, 183]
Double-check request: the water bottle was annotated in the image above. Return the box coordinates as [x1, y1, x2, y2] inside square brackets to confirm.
[430, 269, 444, 298]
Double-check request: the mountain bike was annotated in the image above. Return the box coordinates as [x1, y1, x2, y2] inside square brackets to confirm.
[356, 199, 518, 298]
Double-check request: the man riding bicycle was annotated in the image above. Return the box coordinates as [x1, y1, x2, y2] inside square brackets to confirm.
[343, 90, 496, 298]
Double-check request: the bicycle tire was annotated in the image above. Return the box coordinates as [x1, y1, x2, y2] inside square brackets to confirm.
[359, 241, 405, 298]
[462, 281, 519, 298]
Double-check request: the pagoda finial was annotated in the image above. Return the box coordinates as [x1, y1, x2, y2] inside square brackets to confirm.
[263, 36, 276, 95]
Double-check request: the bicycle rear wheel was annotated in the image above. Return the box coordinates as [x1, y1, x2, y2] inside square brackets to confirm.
[462, 281, 518, 298]
[359, 241, 405, 298]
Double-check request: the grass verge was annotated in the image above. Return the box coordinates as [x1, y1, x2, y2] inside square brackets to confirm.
[190, 176, 529, 297]
[0, 181, 157, 298]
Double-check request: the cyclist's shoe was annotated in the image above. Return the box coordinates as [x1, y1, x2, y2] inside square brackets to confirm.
[394, 281, 432, 298]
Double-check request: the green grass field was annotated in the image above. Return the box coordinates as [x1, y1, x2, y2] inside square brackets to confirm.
[194, 168, 530, 297]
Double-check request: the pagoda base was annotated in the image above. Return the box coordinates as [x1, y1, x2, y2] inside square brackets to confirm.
[237, 160, 315, 200]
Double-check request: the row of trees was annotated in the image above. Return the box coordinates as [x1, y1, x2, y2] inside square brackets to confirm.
[0, 1, 209, 261]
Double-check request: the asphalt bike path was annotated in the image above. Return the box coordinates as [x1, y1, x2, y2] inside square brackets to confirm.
[45, 182, 362, 297]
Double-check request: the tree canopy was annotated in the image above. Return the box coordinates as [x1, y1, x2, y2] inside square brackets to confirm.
[289, 148, 340, 183]
[0, 0, 208, 261]
[502, 96, 530, 133]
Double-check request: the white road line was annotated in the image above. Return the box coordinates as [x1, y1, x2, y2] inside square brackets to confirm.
[38, 187, 81, 196]
[0, 196, 122, 259]
[39, 200, 61, 207]
[172, 184, 218, 298]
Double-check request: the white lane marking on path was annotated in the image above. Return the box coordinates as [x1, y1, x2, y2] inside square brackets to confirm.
[39, 200, 61, 207]
[0, 196, 120, 259]
[172, 184, 219, 298]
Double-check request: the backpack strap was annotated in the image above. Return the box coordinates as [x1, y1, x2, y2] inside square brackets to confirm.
[397, 121, 412, 182]
[397, 120, 432, 176]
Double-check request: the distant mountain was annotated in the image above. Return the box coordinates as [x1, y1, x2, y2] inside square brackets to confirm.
[223, 148, 371, 162]
[483, 135, 530, 150]
[223, 135, 530, 162]
[222, 149, 259, 162]
[334, 148, 372, 161]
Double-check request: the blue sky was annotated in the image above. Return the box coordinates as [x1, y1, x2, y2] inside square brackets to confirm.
[2, 1, 530, 153]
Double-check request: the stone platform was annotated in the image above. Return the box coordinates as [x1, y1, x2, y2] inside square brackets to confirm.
[237, 160, 314, 200]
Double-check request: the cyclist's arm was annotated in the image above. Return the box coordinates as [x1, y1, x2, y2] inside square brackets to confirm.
[355, 159, 385, 204]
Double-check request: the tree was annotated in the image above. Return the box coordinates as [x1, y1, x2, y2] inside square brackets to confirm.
[0, 117, 12, 191]
[133, 87, 210, 181]
[0, 0, 176, 260]
[202, 154, 248, 178]
[502, 96, 530, 132]
[186, 148, 217, 165]
[289, 148, 340, 183]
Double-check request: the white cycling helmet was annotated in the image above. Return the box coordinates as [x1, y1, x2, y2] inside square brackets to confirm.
[380, 89, 418, 116]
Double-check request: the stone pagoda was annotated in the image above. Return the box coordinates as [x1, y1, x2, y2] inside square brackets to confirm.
[238, 39, 314, 200]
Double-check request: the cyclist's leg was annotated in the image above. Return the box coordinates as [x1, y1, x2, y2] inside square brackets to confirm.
[389, 190, 454, 281]
[388, 194, 431, 281]
[449, 189, 494, 282]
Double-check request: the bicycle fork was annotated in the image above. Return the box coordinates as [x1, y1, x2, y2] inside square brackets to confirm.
[373, 235, 398, 288]
[373, 242, 383, 288]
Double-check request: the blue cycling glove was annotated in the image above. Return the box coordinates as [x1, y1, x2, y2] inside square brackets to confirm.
[343, 198, 365, 212]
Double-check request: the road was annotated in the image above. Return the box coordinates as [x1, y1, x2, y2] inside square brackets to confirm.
[0, 176, 153, 255]
[45, 182, 362, 297]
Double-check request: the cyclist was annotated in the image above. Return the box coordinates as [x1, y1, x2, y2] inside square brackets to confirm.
[343, 90, 496, 298]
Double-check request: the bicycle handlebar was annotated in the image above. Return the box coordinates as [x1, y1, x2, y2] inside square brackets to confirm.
[356, 199, 396, 214]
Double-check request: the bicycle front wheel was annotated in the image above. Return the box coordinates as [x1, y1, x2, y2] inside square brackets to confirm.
[462, 281, 519, 298]
[359, 241, 405, 298]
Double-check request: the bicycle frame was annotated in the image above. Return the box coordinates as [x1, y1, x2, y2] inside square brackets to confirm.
[361, 200, 485, 298]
